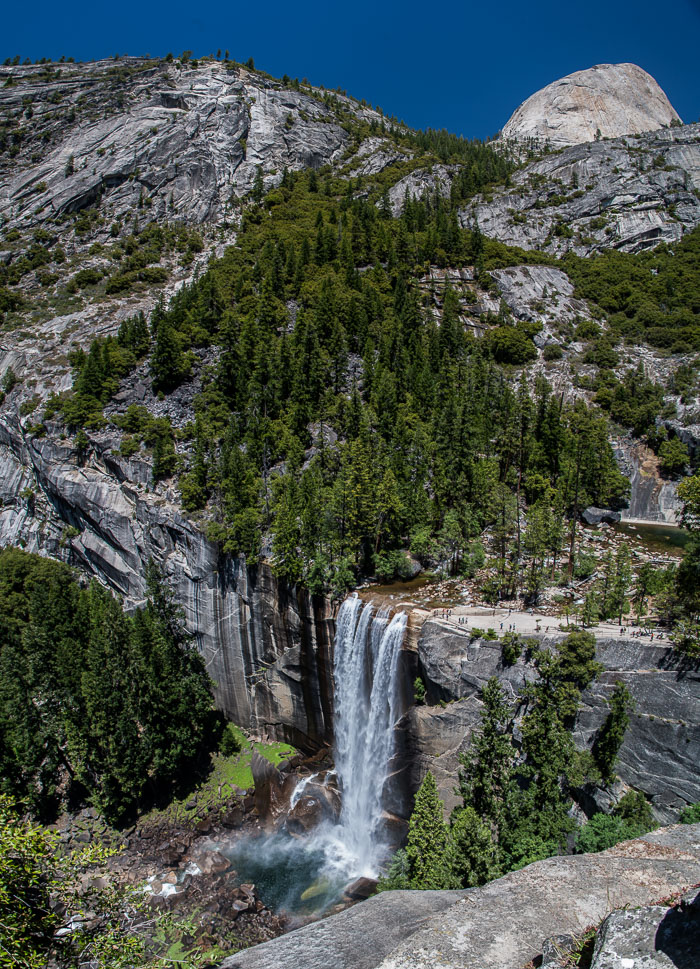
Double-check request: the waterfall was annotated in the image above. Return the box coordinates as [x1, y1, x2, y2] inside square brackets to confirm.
[225, 594, 408, 912]
[332, 595, 408, 876]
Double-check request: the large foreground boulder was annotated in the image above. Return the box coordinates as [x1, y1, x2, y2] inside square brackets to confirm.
[218, 823, 700, 969]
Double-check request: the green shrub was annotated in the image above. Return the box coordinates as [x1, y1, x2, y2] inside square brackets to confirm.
[679, 801, 700, 823]
[575, 813, 640, 853]
[220, 723, 243, 757]
[486, 325, 538, 365]
[70, 267, 103, 289]
[542, 343, 563, 361]
[501, 631, 523, 666]
[413, 676, 426, 705]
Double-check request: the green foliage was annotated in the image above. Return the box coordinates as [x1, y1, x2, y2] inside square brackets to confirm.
[61, 318, 150, 429]
[485, 324, 538, 364]
[0, 550, 217, 822]
[542, 343, 563, 361]
[657, 437, 689, 477]
[564, 227, 700, 352]
[0, 795, 214, 968]
[669, 619, 700, 659]
[679, 801, 700, 823]
[450, 805, 500, 886]
[111, 405, 177, 482]
[413, 676, 426, 705]
[219, 723, 243, 757]
[575, 813, 635, 853]
[576, 791, 655, 854]
[615, 790, 656, 830]
[108, 169, 625, 593]
[501, 631, 523, 666]
[0, 795, 56, 968]
[456, 678, 514, 855]
[593, 682, 634, 783]
[376, 848, 411, 891]
[405, 772, 458, 889]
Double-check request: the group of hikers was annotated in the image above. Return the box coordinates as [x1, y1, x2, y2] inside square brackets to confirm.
[430, 608, 666, 642]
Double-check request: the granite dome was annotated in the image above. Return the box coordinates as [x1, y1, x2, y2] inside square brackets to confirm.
[501, 63, 681, 147]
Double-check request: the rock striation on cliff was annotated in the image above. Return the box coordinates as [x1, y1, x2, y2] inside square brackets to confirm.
[501, 63, 681, 148]
[465, 123, 700, 256]
[0, 407, 335, 749]
[0, 58, 376, 231]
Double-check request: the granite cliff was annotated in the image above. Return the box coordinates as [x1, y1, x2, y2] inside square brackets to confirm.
[402, 618, 700, 824]
[0, 55, 698, 779]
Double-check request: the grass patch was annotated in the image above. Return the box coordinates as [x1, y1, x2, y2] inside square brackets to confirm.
[140, 728, 296, 827]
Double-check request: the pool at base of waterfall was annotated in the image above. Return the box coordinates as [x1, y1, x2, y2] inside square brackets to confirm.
[218, 826, 373, 917]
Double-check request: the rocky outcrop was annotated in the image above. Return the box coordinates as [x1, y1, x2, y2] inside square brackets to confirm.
[589, 887, 700, 968]
[408, 621, 700, 821]
[582, 507, 621, 525]
[0, 58, 380, 232]
[467, 124, 700, 256]
[490, 263, 593, 349]
[501, 64, 681, 148]
[218, 823, 700, 969]
[615, 439, 682, 524]
[387, 165, 454, 216]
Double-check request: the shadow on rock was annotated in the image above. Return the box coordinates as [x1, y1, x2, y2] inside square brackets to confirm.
[655, 890, 700, 968]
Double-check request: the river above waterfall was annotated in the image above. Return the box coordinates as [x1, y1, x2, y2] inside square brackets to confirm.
[612, 520, 690, 556]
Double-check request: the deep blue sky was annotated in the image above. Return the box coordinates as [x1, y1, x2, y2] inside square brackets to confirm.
[4, 0, 699, 139]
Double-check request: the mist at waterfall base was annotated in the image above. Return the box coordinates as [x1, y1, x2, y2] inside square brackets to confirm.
[225, 597, 408, 917]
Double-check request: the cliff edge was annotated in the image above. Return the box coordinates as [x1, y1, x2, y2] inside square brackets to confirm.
[219, 823, 700, 969]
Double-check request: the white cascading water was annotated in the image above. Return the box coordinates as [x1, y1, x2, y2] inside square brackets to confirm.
[331, 595, 408, 876]
[224, 594, 407, 912]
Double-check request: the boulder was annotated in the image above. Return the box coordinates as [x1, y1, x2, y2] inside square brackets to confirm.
[191, 849, 230, 875]
[582, 507, 622, 526]
[343, 877, 378, 901]
[252, 753, 299, 826]
[590, 888, 700, 968]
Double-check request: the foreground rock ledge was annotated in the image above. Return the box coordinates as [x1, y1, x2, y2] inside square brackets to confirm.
[219, 824, 700, 969]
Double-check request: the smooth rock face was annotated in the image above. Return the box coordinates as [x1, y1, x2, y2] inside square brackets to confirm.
[0, 411, 335, 750]
[411, 621, 700, 821]
[217, 823, 700, 969]
[501, 64, 681, 147]
[466, 124, 700, 257]
[490, 264, 593, 349]
[0, 59, 371, 231]
[615, 440, 682, 524]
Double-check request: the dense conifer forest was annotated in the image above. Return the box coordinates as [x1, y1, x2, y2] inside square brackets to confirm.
[51, 167, 700, 600]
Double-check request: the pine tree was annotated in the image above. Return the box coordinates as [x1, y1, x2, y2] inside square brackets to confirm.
[456, 678, 514, 844]
[406, 771, 458, 889]
[450, 806, 500, 887]
[593, 681, 634, 784]
[150, 316, 184, 394]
